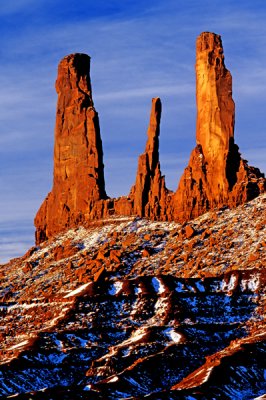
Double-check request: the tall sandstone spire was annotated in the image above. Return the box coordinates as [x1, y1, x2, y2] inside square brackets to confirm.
[34, 54, 107, 244]
[173, 32, 265, 221]
[129, 98, 169, 219]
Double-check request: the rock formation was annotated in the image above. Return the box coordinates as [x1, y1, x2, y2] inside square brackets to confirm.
[2, 193, 266, 398]
[34, 33, 265, 243]
[129, 97, 170, 219]
[34, 54, 107, 244]
[173, 32, 265, 221]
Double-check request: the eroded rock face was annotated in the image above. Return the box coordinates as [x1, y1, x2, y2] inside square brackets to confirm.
[35, 33, 265, 243]
[1, 194, 266, 398]
[196, 32, 235, 196]
[173, 32, 265, 221]
[34, 54, 107, 244]
[129, 98, 170, 219]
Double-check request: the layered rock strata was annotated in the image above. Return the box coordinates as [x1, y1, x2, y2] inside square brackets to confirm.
[34, 54, 107, 243]
[2, 193, 266, 398]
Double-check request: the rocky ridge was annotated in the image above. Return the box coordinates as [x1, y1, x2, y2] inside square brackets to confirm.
[35, 32, 265, 244]
[0, 193, 265, 398]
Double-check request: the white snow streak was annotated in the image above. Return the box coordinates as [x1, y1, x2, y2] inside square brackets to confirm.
[152, 277, 165, 294]
[9, 340, 29, 350]
[164, 328, 182, 343]
[109, 281, 123, 295]
[64, 282, 91, 298]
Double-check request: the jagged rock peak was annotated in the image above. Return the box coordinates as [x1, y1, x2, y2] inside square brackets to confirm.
[34, 53, 107, 244]
[55, 53, 93, 99]
[144, 97, 161, 170]
[130, 97, 169, 219]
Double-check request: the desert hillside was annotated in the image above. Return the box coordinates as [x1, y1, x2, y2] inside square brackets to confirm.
[0, 193, 265, 399]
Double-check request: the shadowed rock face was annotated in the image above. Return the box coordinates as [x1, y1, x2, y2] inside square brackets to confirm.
[34, 33, 265, 244]
[34, 54, 107, 244]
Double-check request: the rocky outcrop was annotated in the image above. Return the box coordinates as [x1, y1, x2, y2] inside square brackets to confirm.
[129, 97, 170, 219]
[173, 32, 265, 221]
[34, 33, 265, 243]
[34, 54, 107, 244]
[1, 194, 266, 398]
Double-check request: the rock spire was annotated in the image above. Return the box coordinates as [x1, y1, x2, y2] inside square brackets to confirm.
[34, 53, 107, 243]
[173, 32, 265, 221]
[34, 34, 265, 243]
[129, 98, 169, 219]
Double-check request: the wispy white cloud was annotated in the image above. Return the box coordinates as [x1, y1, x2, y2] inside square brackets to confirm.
[94, 84, 194, 101]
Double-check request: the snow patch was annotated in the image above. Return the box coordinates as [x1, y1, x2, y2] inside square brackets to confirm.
[247, 275, 260, 291]
[175, 281, 184, 293]
[134, 285, 142, 295]
[152, 277, 165, 294]
[164, 328, 182, 343]
[221, 274, 237, 292]
[109, 281, 123, 295]
[9, 340, 29, 350]
[240, 275, 260, 292]
[195, 280, 205, 292]
[118, 327, 147, 347]
[107, 375, 119, 383]
[64, 282, 91, 298]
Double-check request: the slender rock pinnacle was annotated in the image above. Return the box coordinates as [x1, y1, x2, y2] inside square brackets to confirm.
[130, 98, 169, 219]
[173, 32, 265, 221]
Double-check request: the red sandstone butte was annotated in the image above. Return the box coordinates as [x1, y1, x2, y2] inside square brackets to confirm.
[173, 32, 265, 221]
[34, 54, 107, 243]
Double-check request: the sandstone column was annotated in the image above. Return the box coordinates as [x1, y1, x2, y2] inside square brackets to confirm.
[174, 32, 265, 221]
[195, 32, 235, 196]
[34, 53, 107, 243]
[130, 98, 169, 219]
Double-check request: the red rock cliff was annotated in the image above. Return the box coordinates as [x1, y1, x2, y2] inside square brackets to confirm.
[34, 54, 107, 244]
[173, 32, 265, 221]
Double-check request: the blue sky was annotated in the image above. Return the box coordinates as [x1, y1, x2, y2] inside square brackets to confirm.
[1, 0, 266, 263]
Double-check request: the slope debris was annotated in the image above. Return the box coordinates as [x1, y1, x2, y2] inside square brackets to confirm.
[1, 194, 265, 398]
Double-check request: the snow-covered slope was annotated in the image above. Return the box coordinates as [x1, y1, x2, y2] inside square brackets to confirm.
[0, 194, 265, 399]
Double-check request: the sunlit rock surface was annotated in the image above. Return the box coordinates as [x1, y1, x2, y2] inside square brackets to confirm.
[34, 33, 265, 244]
